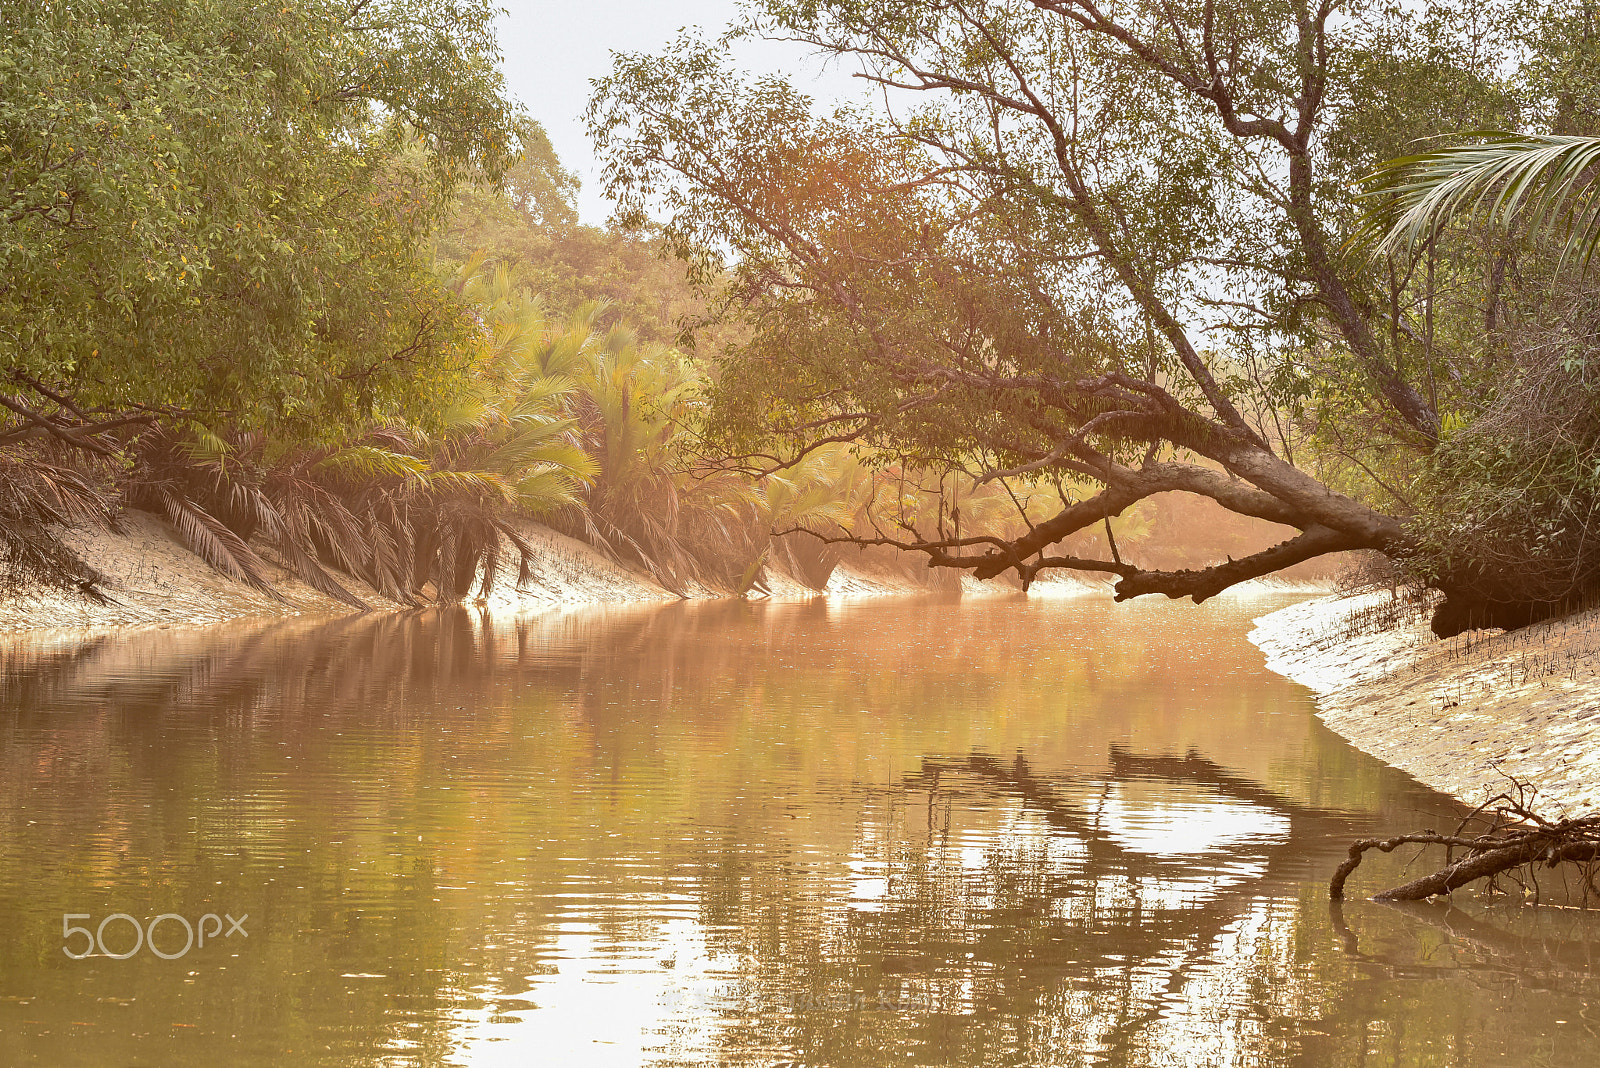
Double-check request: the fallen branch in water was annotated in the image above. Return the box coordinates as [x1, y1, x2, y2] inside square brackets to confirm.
[1330, 780, 1600, 902]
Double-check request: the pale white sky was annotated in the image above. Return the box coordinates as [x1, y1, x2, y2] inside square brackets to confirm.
[495, 1, 869, 225]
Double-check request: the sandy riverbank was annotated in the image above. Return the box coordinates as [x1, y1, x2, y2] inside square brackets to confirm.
[1251, 591, 1600, 816]
[0, 512, 696, 633]
[0, 513, 1038, 634]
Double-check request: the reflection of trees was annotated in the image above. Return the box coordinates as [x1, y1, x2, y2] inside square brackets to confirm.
[957, 749, 1356, 878]
[0, 601, 933, 1066]
[691, 750, 1600, 1068]
[0, 607, 619, 1067]
[4, 601, 1596, 1065]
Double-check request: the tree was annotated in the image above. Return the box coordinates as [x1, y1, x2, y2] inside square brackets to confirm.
[118, 265, 600, 606]
[0, 0, 522, 449]
[1349, 2, 1600, 626]
[435, 175, 723, 349]
[590, 0, 1576, 635]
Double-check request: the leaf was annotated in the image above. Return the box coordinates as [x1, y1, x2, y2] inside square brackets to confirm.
[1357, 132, 1600, 273]
[313, 445, 428, 481]
[156, 488, 285, 599]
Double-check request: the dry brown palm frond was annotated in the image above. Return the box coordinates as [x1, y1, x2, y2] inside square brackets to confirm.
[0, 451, 118, 594]
[127, 429, 372, 606]
[28, 460, 120, 532]
[501, 522, 539, 592]
[151, 487, 285, 600]
[359, 501, 411, 603]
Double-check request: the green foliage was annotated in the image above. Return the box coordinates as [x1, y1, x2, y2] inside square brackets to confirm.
[581, 1, 1600, 613]
[1339, 3, 1600, 611]
[118, 268, 602, 605]
[0, 0, 948, 603]
[1354, 4, 1600, 280]
[1404, 287, 1600, 604]
[1518, 0, 1600, 135]
[592, 40, 1074, 476]
[436, 190, 713, 348]
[0, 0, 522, 439]
[500, 123, 581, 231]
[556, 312, 720, 588]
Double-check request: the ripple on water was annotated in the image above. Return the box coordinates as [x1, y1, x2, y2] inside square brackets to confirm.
[3, 596, 1600, 1067]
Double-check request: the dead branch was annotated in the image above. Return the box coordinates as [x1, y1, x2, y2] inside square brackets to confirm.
[1331, 785, 1600, 902]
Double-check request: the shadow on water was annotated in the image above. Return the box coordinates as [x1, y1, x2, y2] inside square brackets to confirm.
[0, 596, 1596, 1066]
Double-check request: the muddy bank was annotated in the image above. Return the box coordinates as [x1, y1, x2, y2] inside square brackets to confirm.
[2, 511, 1328, 640]
[0, 515, 1037, 634]
[0, 512, 680, 633]
[1251, 592, 1600, 816]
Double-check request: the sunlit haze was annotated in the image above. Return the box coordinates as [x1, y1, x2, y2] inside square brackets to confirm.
[9, 4, 1600, 1065]
[497, 1, 869, 225]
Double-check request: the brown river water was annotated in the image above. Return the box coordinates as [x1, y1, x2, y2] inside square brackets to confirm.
[0, 592, 1596, 1066]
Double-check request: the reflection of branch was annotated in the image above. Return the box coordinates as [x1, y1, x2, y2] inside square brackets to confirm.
[1376, 898, 1600, 974]
[937, 747, 1346, 1061]
[1331, 894, 1600, 990]
[1327, 900, 1361, 956]
[914, 749, 1356, 880]
[1107, 748, 1354, 828]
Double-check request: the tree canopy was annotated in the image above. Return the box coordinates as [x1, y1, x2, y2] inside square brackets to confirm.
[590, 0, 1600, 633]
[1, 0, 522, 443]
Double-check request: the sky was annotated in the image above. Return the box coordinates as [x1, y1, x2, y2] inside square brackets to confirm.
[495, 1, 869, 226]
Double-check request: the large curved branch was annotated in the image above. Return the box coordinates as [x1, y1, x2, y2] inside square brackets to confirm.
[967, 461, 1308, 579]
[1109, 523, 1355, 603]
[774, 523, 1140, 579]
[782, 461, 1363, 605]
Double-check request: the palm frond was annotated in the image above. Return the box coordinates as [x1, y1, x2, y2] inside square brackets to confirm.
[178, 423, 234, 468]
[155, 489, 284, 599]
[29, 461, 118, 531]
[508, 374, 579, 418]
[353, 501, 408, 603]
[0, 454, 116, 592]
[419, 468, 519, 503]
[511, 468, 588, 513]
[536, 326, 597, 379]
[476, 520, 502, 598]
[486, 434, 597, 487]
[435, 394, 493, 434]
[262, 478, 370, 608]
[1358, 132, 1600, 271]
[313, 445, 429, 481]
[270, 520, 369, 608]
[500, 522, 539, 591]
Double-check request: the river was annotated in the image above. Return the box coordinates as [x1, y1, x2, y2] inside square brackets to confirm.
[0, 592, 1595, 1066]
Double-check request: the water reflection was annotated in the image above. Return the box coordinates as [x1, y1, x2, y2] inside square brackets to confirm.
[0, 595, 1595, 1066]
